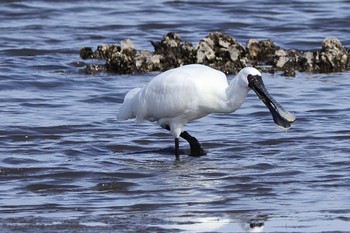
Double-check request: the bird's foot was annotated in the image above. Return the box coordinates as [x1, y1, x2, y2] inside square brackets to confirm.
[189, 142, 207, 157]
[189, 149, 207, 157]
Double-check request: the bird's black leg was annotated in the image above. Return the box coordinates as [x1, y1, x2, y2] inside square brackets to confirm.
[161, 124, 206, 158]
[162, 124, 180, 159]
[175, 137, 180, 160]
[180, 131, 206, 157]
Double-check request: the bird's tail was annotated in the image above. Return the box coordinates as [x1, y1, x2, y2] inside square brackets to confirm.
[117, 87, 142, 120]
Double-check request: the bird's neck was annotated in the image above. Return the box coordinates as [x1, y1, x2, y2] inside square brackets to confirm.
[225, 77, 250, 112]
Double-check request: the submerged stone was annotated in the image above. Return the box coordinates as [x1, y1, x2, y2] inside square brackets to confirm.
[80, 33, 350, 75]
[150, 32, 196, 71]
[317, 37, 349, 72]
[196, 32, 247, 73]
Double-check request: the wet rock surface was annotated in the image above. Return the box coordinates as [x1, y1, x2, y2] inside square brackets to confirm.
[80, 32, 350, 75]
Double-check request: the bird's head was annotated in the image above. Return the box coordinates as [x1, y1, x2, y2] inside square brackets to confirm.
[240, 67, 296, 129]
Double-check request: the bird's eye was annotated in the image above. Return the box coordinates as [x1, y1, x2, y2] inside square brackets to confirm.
[247, 74, 254, 82]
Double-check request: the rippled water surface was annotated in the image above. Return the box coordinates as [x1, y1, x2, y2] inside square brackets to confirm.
[1, 1, 350, 232]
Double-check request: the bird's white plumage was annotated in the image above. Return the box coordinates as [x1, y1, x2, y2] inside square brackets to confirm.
[118, 64, 261, 138]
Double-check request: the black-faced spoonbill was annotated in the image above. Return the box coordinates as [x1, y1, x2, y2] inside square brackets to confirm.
[118, 64, 295, 160]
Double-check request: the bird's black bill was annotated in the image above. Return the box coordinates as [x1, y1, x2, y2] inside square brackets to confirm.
[248, 74, 296, 129]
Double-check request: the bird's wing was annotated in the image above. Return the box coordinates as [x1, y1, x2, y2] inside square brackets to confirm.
[139, 65, 229, 121]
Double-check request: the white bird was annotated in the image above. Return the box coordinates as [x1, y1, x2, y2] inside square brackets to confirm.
[118, 64, 295, 160]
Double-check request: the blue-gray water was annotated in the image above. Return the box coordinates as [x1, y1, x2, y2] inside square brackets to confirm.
[1, 1, 350, 232]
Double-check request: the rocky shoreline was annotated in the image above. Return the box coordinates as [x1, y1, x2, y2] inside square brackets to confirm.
[80, 32, 350, 76]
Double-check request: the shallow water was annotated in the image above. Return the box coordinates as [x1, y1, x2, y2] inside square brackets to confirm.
[1, 1, 350, 232]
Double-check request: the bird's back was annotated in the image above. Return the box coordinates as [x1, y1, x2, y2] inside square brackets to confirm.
[118, 64, 228, 124]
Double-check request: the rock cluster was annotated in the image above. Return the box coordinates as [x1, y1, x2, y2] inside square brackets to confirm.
[80, 32, 350, 76]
